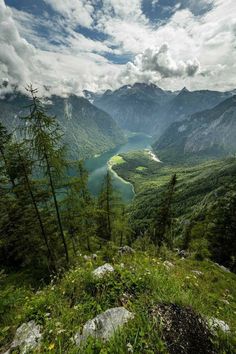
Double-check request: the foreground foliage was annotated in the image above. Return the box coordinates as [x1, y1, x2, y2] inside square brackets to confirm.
[0, 251, 236, 353]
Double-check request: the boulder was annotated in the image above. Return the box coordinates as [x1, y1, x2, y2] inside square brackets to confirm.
[208, 317, 230, 333]
[92, 263, 114, 278]
[5, 320, 42, 354]
[118, 246, 135, 255]
[74, 307, 134, 346]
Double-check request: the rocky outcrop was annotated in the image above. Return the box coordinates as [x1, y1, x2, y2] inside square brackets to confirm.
[74, 307, 134, 346]
[4, 320, 42, 354]
[92, 263, 114, 278]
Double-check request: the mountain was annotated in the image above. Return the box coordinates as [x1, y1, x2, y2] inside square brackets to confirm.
[153, 95, 236, 161]
[162, 87, 233, 129]
[92, 83, 233, 137]
[0, 92, 125, 159]
[92, 83, 175, 134]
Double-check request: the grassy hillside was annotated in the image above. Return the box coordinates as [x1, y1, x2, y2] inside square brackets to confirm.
[1, 251, 236, 353]
[112, 151, 236, 269]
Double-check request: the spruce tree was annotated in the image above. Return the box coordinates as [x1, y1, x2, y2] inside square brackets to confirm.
[97, 171, 114, 241]
[152, 173, 177, 248]
[21, 86, 69, 265]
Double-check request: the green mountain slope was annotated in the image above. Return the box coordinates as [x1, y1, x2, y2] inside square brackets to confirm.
[112, 151, 236, 269]
[0, 92, 125, 159]
[153, 96, 236, 162]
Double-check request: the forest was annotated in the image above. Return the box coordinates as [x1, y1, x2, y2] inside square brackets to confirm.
[0, 88, 236, 353]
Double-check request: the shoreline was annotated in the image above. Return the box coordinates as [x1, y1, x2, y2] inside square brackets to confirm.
[107, 159, 135, 196]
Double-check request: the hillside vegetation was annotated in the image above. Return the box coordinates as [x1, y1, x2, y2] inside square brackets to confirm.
[112, 151, 236, 271]
[1, 250, 236, 353]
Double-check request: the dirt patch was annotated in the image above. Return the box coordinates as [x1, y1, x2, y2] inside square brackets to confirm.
[152, 303, 216, 354]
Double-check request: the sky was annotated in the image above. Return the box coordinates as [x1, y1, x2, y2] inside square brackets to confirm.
[0, 0, 236, 96]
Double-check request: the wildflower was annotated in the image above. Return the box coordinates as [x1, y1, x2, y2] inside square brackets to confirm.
[127, 342, 134, 353]
[48, 343, 55, 350]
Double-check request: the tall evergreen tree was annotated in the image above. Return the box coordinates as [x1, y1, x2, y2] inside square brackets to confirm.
[152, 173, 177, 248]
[21, 86, 69, 265]
[97, 171, 114, 241]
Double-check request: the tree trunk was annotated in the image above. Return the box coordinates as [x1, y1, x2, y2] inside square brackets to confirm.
[44, 151, 69, 265]
[17, 148, 55, 269]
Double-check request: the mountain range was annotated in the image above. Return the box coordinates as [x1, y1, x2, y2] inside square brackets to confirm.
[0, 92, 125, 159]
[1, 83, 236, 160]
[90, 83, 234, 137]
[153, 95, 236, 161]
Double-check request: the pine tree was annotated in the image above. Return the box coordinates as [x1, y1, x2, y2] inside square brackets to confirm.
[21, 86, 69, 265]
[97, 171, 114, 241]
[152, 173, 177, 248]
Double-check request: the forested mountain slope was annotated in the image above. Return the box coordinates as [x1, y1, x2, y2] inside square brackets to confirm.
[0, 92, 125, 159]
[153, 95, 236, 162]
[92, 83, 233, 136]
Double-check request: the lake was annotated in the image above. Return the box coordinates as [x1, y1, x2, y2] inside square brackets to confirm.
[85, 133, 153, 202]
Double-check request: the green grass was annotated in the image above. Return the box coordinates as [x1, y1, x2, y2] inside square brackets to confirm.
[1, 251, 236, 353]
[109, 155, 125, 166]
[136, 166, 147, 172]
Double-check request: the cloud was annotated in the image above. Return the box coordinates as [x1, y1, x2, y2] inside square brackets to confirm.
[0, 0, 36, 86]
[130, 43, 200, 78]
[43, 0, 94, 28]
[1, 0, 236, 95]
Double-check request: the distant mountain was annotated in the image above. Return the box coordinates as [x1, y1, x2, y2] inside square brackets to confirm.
[92, 83, 175, 134]
[0, 92, 125, 159]
[162, 87, 233, 129]
[92, 83, 234, 136]
[153, 95, 236, 161]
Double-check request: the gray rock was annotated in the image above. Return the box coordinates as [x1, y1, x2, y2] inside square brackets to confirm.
[92, 263, 114, 278]
[178, 250, 188, 258]
[74, 307, 134, 346]
[215, 263, 231, 273]
[5, 320, 42, 354]
[208, 317, 230, 333]
[163, 261, 174, 270]
[118, 246, 135, 255]
[191, 270, 204, 276]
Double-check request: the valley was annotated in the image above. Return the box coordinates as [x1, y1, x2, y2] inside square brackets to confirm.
[85, 133, 153, 202]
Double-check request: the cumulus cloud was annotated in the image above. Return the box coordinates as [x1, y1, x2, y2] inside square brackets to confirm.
[1, 0, 236, 95]
[0, 0, 36, 86]
[131, 44, 200, 78]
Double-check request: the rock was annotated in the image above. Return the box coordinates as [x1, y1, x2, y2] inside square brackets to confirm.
[191, 270, 204, 276]
[5, 320, 42, 354]
[92, 253, 98, 260]
[118, 246, 135, 255]
[178, 250, 188, 258]
[163, 261, 174, 270]
[152, 304, 216, 354]
[92, 263, 114, 278]
[74, 307, 134, 346]
[84, 255, 91, 261]
[215, 263, 231, 273]
[208, 317, 230, 333]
